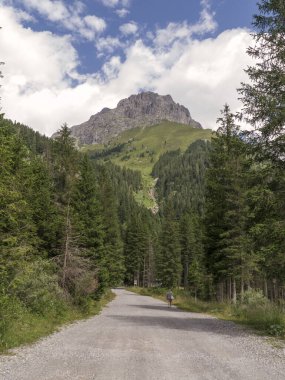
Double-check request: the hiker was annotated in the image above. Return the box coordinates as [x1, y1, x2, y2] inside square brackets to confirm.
[166, 290, 174, 307]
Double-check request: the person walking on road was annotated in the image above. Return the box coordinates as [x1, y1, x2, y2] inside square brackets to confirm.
[166, 290, 174, 307]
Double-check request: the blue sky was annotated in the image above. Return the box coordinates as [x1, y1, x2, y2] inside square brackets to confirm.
[0, 0, 258, 135]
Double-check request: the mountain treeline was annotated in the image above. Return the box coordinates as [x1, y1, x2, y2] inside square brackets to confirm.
[0, 0, 284, 349]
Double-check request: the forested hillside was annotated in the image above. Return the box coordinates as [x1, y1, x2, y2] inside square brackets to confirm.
[0, 0, 284, 350]
[0, 118, 154, 350]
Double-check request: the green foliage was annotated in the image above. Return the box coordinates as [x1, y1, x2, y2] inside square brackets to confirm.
[86, 121, 211, 209]
[129, 287, 285, 338]
[238, 0, 285, 166]
[0, 118, 120, 350]
[152, 140, 211, 216]
[156, 203, 182, 288]
[0, 290, 115, 352]
[204, 105, 261, 301]
[97, 167, 125, 290]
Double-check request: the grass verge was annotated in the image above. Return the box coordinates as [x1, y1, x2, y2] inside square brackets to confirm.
[128, 287, 285, 339]
[0, 290, 115, 354]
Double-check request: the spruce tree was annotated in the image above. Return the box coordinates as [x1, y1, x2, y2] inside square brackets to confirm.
[239, 0, 285, 166]
[180, 212, 205, 297]
[205, 105, 258, 301]
[157, 203, 181, 288]
[98, 167, 125, 289]
[71, 155, 105, 298]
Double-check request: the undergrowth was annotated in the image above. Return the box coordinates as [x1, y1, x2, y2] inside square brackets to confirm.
[128, 287, 285, 339]
[0, 290, 115, 353]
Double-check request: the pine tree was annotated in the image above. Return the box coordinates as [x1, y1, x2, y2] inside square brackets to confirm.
[180, 212, 205, 297]
[98, 167, 125, 290]
[53, 124, 79, 289]
[71, 155, 105, 297]
[238, 0, 285, 166]
[156, 203, 181, 288]
[204, 105, 259, 302]
[23, 157, 61, 257]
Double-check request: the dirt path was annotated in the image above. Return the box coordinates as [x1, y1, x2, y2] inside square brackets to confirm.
[1, 289, 285, 380]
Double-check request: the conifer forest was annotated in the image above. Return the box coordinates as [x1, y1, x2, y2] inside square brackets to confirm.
[0, 0, 284, 349]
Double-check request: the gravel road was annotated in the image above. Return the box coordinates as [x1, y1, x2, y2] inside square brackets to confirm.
[1, 288, 285, 380]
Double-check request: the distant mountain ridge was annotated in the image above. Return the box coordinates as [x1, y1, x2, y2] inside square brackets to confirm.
[69, 92, 202, 145]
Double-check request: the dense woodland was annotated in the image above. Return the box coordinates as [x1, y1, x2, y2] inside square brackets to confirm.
[0, 0, 284, 346]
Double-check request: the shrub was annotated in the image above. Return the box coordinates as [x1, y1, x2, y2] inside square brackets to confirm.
[10, 260, 66, 315]
[242, 289, 269, 307]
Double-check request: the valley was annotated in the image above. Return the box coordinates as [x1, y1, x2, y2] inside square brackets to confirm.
[83, 121, 212, 209]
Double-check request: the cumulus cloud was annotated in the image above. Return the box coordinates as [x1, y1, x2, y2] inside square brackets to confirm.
[100, 0, 131, 8]
[154, 0, 217, 49]
[0, 4, 253, 136]
[100, 0, 120, 7]
[115, 8, 129, 18]
[20, 0, 69, 21]
[119, 21, 138, 35]
[84, 15, 106, 33]
[14, 0, 106, 40]
[96, 36, 124, 54]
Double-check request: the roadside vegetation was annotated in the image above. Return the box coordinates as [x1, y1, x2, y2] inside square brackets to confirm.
[129, 287, 285, 339]
[0, 291, 115, 353]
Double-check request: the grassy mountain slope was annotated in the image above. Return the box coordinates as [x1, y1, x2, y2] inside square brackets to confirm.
[83, 121, 212, 209]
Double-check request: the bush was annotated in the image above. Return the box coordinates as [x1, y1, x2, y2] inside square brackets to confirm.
[0, 294, 26, 349]
[242, 289, 269, 307]
[10, 260, 65, 315]
[232, 290, 285, 336]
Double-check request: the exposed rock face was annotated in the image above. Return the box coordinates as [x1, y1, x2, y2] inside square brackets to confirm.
[70, 92, 202, 145]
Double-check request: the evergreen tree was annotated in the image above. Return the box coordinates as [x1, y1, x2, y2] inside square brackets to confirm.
[23, 157, 61, 257]
[204, 105, 258, 301]
[180, 212, 205, 297]
[71, 155, 105, 298]
[124, 211, 155, 287]
[0, 118, 38, 291]
[53, 124, 79, 288]
[156, 203, 181, 288]
[124, 215, 147, 286]
[98, 167, 125, 289]
[238, 0, 285, 166]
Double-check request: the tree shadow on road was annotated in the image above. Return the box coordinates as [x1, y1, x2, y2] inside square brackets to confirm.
[107, 314, 248, 338]
[128, 304, 177, 311]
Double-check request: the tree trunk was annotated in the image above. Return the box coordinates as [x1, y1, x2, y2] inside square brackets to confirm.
[62, 200, 71, 287]
[232, 278, 237, 304]
[217, 282, 224, 302]
[184, 261, 189, 289]
[227, 277, 232, 301]
[264, 279, 268, 298]
[142, 256, 146, 288]
[240, 273, 244, 302]
[147, 240, 154, 287]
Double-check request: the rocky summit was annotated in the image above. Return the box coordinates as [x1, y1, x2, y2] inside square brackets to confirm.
[70, 92, 202, 145]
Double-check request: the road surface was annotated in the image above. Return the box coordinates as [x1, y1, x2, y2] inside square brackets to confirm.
[1, 289, 285, 380]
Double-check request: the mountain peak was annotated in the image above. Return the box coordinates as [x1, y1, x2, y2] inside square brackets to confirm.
[70, 92, 202, 145]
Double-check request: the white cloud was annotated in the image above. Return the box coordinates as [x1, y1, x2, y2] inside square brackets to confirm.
[119, 21, 138, 35]
[100, 0, 131, 8]
[20, 0, 69, 22]
[100, 0, 120, 7]
[96, 36, 123, 54]
[0, 5, 254, 137]
[17, 0, 106, 40]
[115, 8, 129, 18]
[154, 0, 217, 49]
[84, 15, 106, 34]
[102, 56, 121, 79]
